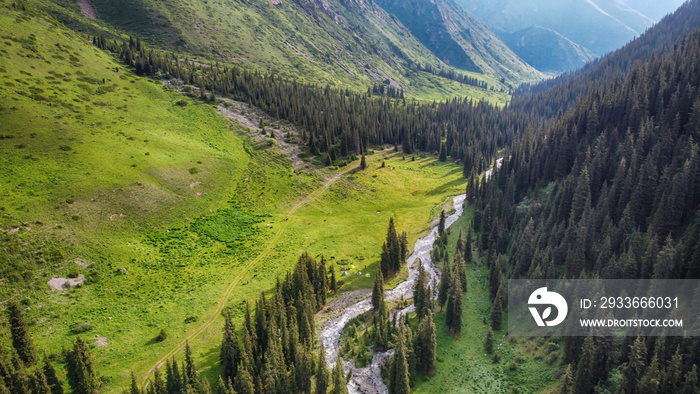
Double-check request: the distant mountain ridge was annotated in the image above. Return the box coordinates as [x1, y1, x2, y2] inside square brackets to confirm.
[456, 0, 657, 72]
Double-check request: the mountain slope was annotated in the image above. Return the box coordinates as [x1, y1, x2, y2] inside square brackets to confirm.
[619, 0, 687, 21]
[457, 0, 654, 72]
[501, 26, 597, 73]
[373, 0, 543, 86]
[46, 0, 540, 97]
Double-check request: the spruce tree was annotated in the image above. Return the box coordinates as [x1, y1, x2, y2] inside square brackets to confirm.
[437, 211, 446, 237]
[7, 300, 37, 366]
[66, 336, 99, 394]
[560, 364, 574, 394]
[573, 337, 596, 394]
[328, 264, 338, 293]
[682, 365, 698, 394]
[389, 327, 411, 394]
[152, 368, 166, 394]
[438, 141, 447, 162]
[360, 155, 367, 170]
[8, 350, 28, 394]
[29, 367, 51, 394]
[464, 228, 473, 263]
[331, 361, 347, 394]
[166, 358, 182, 394]
[623, 337, 647, 394]
[453, 249, 466, 293]
[413, 264, 428, 320]
[130, 372, 142, 394]
[42, 352, 63, 394]
[233, 362, 254, 394]
[183, 343, 199, 391]
[316, 347, 330, 394]
[416, 310, 437, 374]
[437, 258, 451, 312]
[490, 292, 503, 331]
[484, 329, 494, 353]
[372, 269, 385, 310]
[220, 311, 240, 383]
[0, 375, 8, 394]
[445, 271, 463, 335]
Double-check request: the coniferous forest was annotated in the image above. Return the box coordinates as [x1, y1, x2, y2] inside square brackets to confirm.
[2, 0, 700, 392]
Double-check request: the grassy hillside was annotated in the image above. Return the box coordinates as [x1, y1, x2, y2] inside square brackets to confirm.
[0, 4, 468, 391]
[37, 0, 518, 102]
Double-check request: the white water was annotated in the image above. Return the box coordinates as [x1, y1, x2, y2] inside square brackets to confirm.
[319, 194, 466, 393]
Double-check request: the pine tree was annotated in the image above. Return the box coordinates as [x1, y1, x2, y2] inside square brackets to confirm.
[316, 347, 330, 394]
[29, 367, 51, 394]
[331, 361, 347, 394]
[7, 300, 37, 366]
[130, 372, 142, 394]
[416, 310, 437, 375]
[8, 350, 28, 394]
[166, 358, 182, 394]
[220, 311, 240, 383]
[389, 327, 411, 394]
[573, 337, 596, 394]
[681, 365, 698, 394]
[437, 258, 451, 312]
[372, 269, 385, 311]
[490, 292, 503, 331]
[445, 271, 462, 336]
[413, 264, 429, 320]
[438, 141, 447, 162]
[360, 155, 367, 170]
[464, 228, 473, 263]
[330, 264, 337, 292]
[560, 364, 574, 394]
[484, 329, 494, 353]
[66, 336, 99, 394]
[623, 337, 647, 394]
[638, 355, 661, 393]
[233, 363, 254, 394]
[183, 343, 199, 391]
[42, 352, 63, 394]
[437, 211, 446, 237]
[0, 375, 8, 394]
[152, 368, 166, 394]
[453, 249, 466, 293]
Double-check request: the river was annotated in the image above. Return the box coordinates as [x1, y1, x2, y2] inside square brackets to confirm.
[319, 194, 467, 393]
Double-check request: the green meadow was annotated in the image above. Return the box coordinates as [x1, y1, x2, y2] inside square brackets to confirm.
[0, 4, 468, 391]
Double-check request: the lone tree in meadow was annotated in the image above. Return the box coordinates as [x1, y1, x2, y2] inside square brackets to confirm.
[7, 300, 37, 366]
[360, 154, 367, 170]
[66, 336, 99, 394]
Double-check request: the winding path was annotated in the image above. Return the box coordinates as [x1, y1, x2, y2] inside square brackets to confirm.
[141, 164, 357, 386]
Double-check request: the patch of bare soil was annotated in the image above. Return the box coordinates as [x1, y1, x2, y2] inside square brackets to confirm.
[48, 275, 85, 290]
[95, 335, 108, 347]
[217, 98, 308, 170]
[78, 0, 98, 20]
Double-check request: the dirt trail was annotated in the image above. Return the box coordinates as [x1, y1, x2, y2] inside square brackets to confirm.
[142, 161, 359, 387]
[77, 0, 97, 20]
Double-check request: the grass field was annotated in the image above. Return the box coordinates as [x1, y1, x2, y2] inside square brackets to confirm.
[0, 5, 469, 391]
[411, 213, 563, 393]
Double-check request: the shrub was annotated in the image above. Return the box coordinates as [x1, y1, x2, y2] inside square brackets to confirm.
[184, 316, 197, 324]
[71, 322, 93, 333]
[156, 329, 167, 342]
[189, 167, 198, 174]
[66, 197, 75, 204]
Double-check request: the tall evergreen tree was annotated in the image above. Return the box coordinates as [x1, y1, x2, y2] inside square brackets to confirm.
[360, 155, 367, 170]
[330, 264, 337, 292]
[413, 264, 429, 321]
[7, 300, 37, 366]
[66, 336, 99, 394]
[438, 141, 447, 162]
[490, 291, 503, 331]
[331, 361, 347, 394]
[316, 347, 330, 394]
[682, 365, 698, 394]
[445, 271, 463, 335]
[437, 258, 451, 312]
[233, 362, 254, 394]
[42, 352, 63, 394]
[415, 310, 437, 375]
[183, 343, 199, 391]
[29, 367, 51, 394]
[372, 269, 385, 311]
[623, 337, 647, 394]
[152, 367, 166, 394]
[388, 327, 411, 394]
[220, 311, 240, 383]
[573, 337, 596, 394]
[437, 211, 446, 237]
[166, 358, 182, 394]
[484, 329, 494, 354]
[130, 372, 142, 394]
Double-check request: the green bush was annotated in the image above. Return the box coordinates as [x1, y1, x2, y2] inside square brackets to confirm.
[71, 322, 93, 333]
[156, 329, 167, 342]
